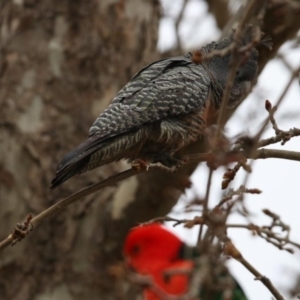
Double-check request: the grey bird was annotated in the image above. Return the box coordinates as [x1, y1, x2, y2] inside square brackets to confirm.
[51, 26, 265, 189]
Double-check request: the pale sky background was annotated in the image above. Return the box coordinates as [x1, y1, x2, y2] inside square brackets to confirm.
[158, 0, 300, 299]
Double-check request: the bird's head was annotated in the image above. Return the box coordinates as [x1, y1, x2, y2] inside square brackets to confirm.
[200, 25, 267, 107]
[123, 224, 183, 272]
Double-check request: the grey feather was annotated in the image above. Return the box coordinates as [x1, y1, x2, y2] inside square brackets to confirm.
[51, 25, 261, 188]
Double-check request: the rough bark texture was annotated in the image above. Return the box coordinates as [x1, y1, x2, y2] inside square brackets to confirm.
[0, 0, 300, 299]
[0, 1, 160, 299]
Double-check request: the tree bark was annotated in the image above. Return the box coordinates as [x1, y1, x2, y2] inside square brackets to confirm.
[0, 0, 300, 299]
[0, 1, 159, 299]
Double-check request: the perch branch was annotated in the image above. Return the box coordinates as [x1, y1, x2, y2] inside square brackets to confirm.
[1, 147, 300, 251]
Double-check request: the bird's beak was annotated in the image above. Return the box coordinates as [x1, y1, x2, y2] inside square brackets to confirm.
[125, 257, 138, 272]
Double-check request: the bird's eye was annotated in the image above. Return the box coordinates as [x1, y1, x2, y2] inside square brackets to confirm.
[131, 245, 140, 255]
[163, 273, 171, 284]
[236, 70, 240, 76]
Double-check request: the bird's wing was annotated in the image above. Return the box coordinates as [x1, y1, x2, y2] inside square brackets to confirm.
[51, 58, 210, 188]
[88, 56, 210, 139]
[144, 260, 194, 300]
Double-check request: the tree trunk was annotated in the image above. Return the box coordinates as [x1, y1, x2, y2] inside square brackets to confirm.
[0, 1, 160, 299]
[1, 0, 300, 299]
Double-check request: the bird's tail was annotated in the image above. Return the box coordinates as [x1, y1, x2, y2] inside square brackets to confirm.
[51, 126, 148, 189]
[50, 156, 90, 189]
[50, 135, 104, 189]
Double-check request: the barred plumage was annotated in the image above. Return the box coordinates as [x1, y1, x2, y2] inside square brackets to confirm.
[51, 26, 260, 188]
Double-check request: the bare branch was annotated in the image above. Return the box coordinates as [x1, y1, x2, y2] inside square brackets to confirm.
[1, 144, 300, 251]
[237, 254, 285, 300]
[223, 241, 284, 300]
[174, 0, 189, 51]
[215, 0, 266, 135]
[204, 0, 232, 29]
[258, 127, 300, 148]
[0, 168, 143, 250]
[198, 169, 213, 245]
[252, 148, 300, 162]
[254, 66, 300, 145]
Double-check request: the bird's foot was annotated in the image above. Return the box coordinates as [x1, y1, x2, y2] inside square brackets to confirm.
[131, 159, 150, 171]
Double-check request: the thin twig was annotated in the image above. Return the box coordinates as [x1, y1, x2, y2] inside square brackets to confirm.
[147, 208, 300, 253]
[254, 66, 300, 145]
[174, 0, 189, 51]
[0, 168, 143, 251]
[238, 255, 285, 300]
[258, 127, 300, 148]
[215, 0, 265, 136]
[197, 168, 213, 245]
[227, 224, 300, 252]
[224, 241, 285, 300]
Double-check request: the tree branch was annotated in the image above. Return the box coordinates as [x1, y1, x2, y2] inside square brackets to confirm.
[237, 255, 285, 300]
[225, 242, 285, 300]
[205, 0, 231, 29]
[1, 146, 300, 252]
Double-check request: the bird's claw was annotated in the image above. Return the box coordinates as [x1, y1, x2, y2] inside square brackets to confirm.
[131, 159, 150, 171]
